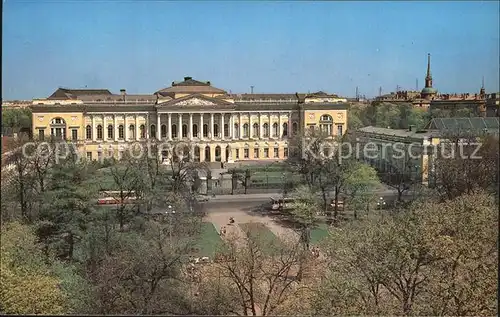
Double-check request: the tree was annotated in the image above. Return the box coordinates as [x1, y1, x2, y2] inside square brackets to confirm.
[344, 163, 381, 219]
[2, 108, 32, 132]
[36, 155, 94, 261]
[91, 213, 201, 314]
[289, 185, 321, 251]
[0, 222, 67, 314]
[432, 133, 499, 200]
[213, 228, 309, 316]
[314, 191, 497, 316]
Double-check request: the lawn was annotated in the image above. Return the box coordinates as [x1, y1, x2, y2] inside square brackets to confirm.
[193, 222, 223, 257]
[239, 222, 282, 252]
[310, 223, 329, 244]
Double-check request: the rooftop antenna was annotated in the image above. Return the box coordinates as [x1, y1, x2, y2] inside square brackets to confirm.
[482, 76, 485, 89]
[355, 86, 359, 99]
[379, 86, 382, 96]
[250, 86, 254, 94]
[416, 78, 419, 91]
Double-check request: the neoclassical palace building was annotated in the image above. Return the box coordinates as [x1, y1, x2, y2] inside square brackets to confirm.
[31, 77, 348, 163]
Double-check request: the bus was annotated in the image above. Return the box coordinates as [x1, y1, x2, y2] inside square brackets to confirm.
[97, 190, 137, 205]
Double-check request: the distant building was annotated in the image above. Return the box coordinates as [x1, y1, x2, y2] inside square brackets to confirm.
[2, 100, 32, 109]
[485, 93, 499, 117]
[353, 117, 499, 186]
[373, 54, 489, 115]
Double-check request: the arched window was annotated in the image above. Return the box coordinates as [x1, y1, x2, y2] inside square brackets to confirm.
[203, 124, 208, 138]
[292, 122, 298, 135]
[129, 124, 135, 140]
[139, 124, 146, 138]
[193, 124, 198, 138]
[161, 124, 167, 138]
[107, 125, 113, 139]
[272, 123, 278, 137]
[283, 122, 288, 137]
[118, 125, 124, 139]
[182, 124, 188, 138]
[224, 123, 229, 138]
[263, 123, 269, 138]
[252, 123, 259, 138]
[320, 114, 333, 121]
[86, 125, 92, 140]
[97, 125, 103, 140]
[234, 123, 239, 138]
[320, 114, 333, 136]
[150, 124, 156, 138]
[243, 123, 249, 138]
[214, 124, 219, 137]
[172, 124, 177, 138]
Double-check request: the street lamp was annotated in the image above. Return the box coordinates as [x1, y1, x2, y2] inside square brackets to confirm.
[377, 197, 386, 210]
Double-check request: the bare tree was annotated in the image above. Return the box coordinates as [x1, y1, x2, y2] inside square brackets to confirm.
[214, 228, 308, 316]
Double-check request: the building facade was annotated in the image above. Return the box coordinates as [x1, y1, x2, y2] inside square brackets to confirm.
[354, 126, 439, 186]
[31, 77, 348, 163]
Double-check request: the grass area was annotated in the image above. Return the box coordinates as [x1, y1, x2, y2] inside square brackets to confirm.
[239, 222, 281, 252]
[310, 223, 329, 244]
[193, 222, 223, 257]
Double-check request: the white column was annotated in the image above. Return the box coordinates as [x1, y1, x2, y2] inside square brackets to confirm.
[146, 113, 150, 139]
[278, 112, 282, 139]
[231, 115, 235, 140]
[259, 112, 263, 139]
[168, 113, 172, 140]
[135, 115, 139, 141]
[239, 113, 243, 139]
[125, 115, 129, 140]
[268, 113, 271, 138]
[221, 113, 225, 139]
[189, 113, 193, 141]
[92, 115, 96, 141]
[200, 114, 204, 140]
[114, 114, 118, 141]
[178, 113, 182, 140]
[249, 112, 253, 138]
[210, 113, 214, 140]
[288, 112, 292, 137]
[157, 114, 161, 140]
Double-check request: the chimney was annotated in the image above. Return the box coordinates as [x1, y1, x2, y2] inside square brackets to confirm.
[184, 76, 192, 81]
[120, 89, 126, 102]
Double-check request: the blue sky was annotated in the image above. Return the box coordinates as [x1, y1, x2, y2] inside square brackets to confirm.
[2, 1, 499, 99]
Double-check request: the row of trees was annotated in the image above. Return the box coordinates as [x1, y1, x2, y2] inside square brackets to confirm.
[347, 101, 476, 131]
[2, 108, 32, 135]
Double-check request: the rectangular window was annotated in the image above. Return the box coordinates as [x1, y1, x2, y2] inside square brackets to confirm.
[274, 148, 279, 158]
[284, 148, 289, 158]
[235, 149, 240, 159]
[263, 148, 269, 158]
[72, 129, 78, 141]
[244, 148, 249, 158]
[86, 152, 92, 161]
[253, 148, 259, 158]
[38, 129, 45, 141]
[337, 124, 343, 135]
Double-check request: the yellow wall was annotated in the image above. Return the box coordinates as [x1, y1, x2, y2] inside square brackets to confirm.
[303, 109, 348, 136]
[32, 112, 85, 140]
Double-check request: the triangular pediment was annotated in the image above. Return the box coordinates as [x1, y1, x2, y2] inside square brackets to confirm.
[157, 94, 234, 108]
